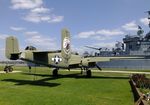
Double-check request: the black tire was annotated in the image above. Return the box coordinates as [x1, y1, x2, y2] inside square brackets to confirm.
[53, 69, 58, 77]
[5, 67, 9, 73]
[81, 70, 83, 74]
[9, 67, 13, 72]
[86, 70, 91, 78]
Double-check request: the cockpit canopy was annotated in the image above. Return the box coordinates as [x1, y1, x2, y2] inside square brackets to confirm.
[25, 46, 37, 51]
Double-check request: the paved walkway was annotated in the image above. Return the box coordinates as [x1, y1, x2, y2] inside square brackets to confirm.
[69, 69, 150, 74]
[0, 71, 22, 74]
[1, 69, 150, 75]
[99, 70, 150, 74]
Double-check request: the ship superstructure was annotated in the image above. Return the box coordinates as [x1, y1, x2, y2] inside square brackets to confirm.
[96, 11, 150, 70]
[88, 11, 150, 57]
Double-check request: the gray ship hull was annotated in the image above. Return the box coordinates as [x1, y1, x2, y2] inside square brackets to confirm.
[97, 58, 150, 70]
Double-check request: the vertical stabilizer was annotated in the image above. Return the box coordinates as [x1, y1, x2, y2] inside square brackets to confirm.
[61, 28, 71, 62]
[5, 36, 19, 60]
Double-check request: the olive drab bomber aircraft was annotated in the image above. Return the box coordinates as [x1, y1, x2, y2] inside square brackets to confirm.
[5, 28, 101, 77]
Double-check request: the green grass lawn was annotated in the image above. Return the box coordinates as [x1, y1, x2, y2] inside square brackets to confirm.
[0, 66, 134, 105]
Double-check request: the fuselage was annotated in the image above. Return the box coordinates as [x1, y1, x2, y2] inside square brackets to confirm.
[20, 50, 82, 69]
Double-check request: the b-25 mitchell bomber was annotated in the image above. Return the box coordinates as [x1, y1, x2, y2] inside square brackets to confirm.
[5, 29, 145, 77]
[5, 29, 101, 77]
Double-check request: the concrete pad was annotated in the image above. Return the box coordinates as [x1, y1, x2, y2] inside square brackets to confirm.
[69, 70, 150, 74]
[0, 71, 22, 74]
[99, 70, 150, 74]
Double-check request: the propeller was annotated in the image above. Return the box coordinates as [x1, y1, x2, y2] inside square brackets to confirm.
[95, 63, 102, 71]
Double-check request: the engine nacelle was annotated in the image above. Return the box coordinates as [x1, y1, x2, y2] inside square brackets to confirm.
[81, 58, 95, 67]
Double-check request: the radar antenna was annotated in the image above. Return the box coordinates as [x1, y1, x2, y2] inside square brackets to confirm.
[137, 25, 144, 36]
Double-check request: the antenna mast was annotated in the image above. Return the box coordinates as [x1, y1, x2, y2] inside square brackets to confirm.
[147, 11, 150, 28]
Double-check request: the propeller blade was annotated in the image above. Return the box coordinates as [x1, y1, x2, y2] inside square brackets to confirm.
[95, 63, 102, 71]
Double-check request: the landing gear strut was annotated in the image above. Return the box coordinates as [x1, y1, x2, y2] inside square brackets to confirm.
[52, 68, 58, 77]
[81, 67, 92, 77]
[80, 67, 83, 74]
[4, 66, 13, 73]
[86, 69, 91, 78]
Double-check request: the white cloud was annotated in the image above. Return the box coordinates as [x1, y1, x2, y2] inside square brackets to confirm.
[25, 34, 58, 50]
[122, 21, 138, 31]
[77, 29, 124, 40]
[48, 15, 64, 23]
[96, 29, 124, 36]
[77, 31, 95, 38]
[23, 12, 42, 23]
[24, 31, 39, 36]
[31, 7, 50, 13]
[92, 36, 111, 41]
[0, 34, 9, 40]
[140, 18, 149, 26]
[11, 0, 64, 23]
[23, 12, 64, 23]
[41, 16, 51, 21]
[11, 0, 43, 10]
[10, 26, 25, 31]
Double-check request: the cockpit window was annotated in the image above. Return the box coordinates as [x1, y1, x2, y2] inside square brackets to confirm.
[25, 46, 36, 50]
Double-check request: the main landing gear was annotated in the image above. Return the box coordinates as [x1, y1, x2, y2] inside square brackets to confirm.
[52, 67, 92, 78]
[86, 69, 91, 78]
[4, 66, 13, 73]
[52, 68, 59, 77]
[81, 67, 92, 78]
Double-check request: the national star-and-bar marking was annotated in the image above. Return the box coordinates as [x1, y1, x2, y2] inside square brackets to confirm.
[52, 55, 62, 64]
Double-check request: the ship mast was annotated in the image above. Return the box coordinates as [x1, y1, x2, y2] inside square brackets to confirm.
[148, 11, 150, 28]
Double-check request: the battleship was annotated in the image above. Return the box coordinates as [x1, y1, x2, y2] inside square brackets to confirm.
[88, 11, 150, 70]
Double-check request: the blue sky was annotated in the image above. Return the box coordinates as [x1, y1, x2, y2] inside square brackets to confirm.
[0, 0, 150, 60]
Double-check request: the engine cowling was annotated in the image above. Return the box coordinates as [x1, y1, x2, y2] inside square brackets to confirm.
[25, 46, 37, 51]
[81, 58, 96, 67]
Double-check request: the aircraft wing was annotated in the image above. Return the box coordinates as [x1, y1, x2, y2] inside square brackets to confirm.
[32, 50, 61, 53]
[68, 56, 144, 70]
[69, 56, 133, 65]
[68, 55, 99, 69]
[85, 56, 144, 62]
